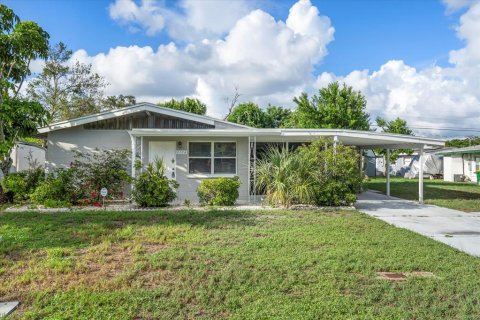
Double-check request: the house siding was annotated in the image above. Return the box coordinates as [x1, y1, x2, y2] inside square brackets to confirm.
[46, 126, 131, 173]
[142, 136, 249, 204]
[45, 127, 250, 204]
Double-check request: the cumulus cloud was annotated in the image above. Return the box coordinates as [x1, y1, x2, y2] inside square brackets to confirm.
[109, 0, 165, 35]
[81, 0, 334, 117]
[109, 0, 252, 40]
[315, 1, 480, 137]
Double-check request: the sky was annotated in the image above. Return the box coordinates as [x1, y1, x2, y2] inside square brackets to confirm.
[4, 0, 480, 137]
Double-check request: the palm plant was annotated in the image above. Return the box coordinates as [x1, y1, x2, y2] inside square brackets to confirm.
[256, 147, 316, 207]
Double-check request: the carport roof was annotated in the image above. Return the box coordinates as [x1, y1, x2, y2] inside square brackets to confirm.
[436, 145, 480, 156]
[130, 128, 445, 149]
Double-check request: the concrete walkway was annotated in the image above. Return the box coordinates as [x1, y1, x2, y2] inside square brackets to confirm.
[356, 191, 480, 257]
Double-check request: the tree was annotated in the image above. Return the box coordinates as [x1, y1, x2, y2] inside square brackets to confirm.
[0, 4, 49, 176]
[0, 97, 48, 176]
[265, 105, 291, 128]
[289, 82, 370, 130]
[27, 42, 108, 122]
[101, 95, 136, 110]
[446, 136, 480, 148]
[226, 102, 267, 128]
[375, 116, 414, 162]
[157, 98, 206, 115]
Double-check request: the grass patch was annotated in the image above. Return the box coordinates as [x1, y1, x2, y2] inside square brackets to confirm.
[366, 177, 480, 212]
[0, 209, 479, 319]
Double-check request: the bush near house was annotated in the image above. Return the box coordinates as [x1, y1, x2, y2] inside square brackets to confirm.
[1, 166, 44, 202]
[197, 177, 240, 206]
[31, 149, 131, 206]
[256, 138, 362, 207]
[132, 158, 178, 207]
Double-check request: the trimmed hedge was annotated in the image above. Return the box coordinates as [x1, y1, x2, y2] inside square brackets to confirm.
[197, 177, 240, 206]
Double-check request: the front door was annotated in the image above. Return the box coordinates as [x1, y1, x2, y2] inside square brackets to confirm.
[149, 141, 176, 180]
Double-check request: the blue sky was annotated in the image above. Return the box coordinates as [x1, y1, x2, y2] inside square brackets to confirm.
[5, 0, 464, 74]
[3, 0, 480, 137]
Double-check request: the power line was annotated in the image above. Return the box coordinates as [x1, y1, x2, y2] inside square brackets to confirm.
[371, 125, 480, 133]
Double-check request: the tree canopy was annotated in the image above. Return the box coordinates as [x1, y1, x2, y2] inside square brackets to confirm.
[226, 102, 266, 127]
[157, 98, 207, 115]
[289, 82, 370, 130]
[446, 136, 480, 148]
[375, 116, 414, 162]
[101, 95, 136, 110]
[27, 42, 108, 122]
[226, 102, 291, 128]
[0, 4, 49, 175]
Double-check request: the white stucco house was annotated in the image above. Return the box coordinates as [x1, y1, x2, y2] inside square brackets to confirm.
[0, 142, 46, 181]
[38, 102, 444, 203]
[437, 146, 480, 183]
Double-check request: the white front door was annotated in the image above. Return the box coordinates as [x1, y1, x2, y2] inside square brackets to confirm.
[149, 141, 176, 180]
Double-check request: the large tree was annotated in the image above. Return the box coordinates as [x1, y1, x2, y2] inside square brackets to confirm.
[0, 4, 49, 176]
[289, 82, 370, 130]
[226, 102, 267, 128]
[158, 98, 207, 115]
[101, 94, 136, 110]
[375, 116, 414, 162]
[265, 105, 291, 128]
[27, 42, 108, 122]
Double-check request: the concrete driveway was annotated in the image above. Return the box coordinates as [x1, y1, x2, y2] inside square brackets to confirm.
[356, 191, 480, 257]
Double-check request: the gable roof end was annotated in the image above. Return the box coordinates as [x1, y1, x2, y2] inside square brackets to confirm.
[38, 102, 250, 133]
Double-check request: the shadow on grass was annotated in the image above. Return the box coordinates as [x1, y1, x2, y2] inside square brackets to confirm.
[0, 209, 259, 255]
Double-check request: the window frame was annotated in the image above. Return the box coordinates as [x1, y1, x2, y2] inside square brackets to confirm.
[187, 141, 237, 177]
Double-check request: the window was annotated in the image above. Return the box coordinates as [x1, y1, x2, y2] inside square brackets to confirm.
[189, 142, 236, 175]
[476, 157, 480, 172]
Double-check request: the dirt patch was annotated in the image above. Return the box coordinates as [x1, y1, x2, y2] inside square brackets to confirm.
[376, 271, 437, 282]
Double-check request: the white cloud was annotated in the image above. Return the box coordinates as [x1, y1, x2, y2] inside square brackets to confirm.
[109, 0, 252, 41]
[442, 0, 475, 12]
[80, 0, 334, 117]
[314, 1, 480, 137]
[109, 0, 165, 36]
[167, 0, 252, 41]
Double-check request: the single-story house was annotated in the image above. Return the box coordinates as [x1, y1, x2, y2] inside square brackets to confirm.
[437, 146, 480, 183]
[38, 102, 445, 204]
[0, 141, 46, 181]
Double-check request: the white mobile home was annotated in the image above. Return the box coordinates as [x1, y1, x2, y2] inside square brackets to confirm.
[438, 146, 480, 183]
[38, 103, 444, 203]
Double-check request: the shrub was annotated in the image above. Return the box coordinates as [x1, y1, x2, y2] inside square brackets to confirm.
[30, 169, 76, 205]
[256, 147, 315, 207]
[298, 139, 362, 206]
[0, 166, 45, 203]
[72, 149, 132, 204]
[256, 139, 362, 207]
[31, 149, 131, 206]
[197, 177, 240, 206]
[1, 173, 28, 202]
[132, 158, 178, 207]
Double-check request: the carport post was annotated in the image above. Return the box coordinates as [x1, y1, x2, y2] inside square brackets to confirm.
[419, 145, 425, 204]
[386, 149, 390, 197]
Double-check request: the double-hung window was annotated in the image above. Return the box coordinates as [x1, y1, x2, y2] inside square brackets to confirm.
[188, 142, 236, 175]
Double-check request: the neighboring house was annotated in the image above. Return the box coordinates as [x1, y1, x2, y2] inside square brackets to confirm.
[37, 102, 444, 203]
[437, 146, 480, 183]
[9, 141, 45, 173]
[366, 151, 443, 179]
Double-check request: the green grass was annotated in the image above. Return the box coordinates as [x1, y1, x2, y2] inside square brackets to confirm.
[1, 209, 479, 319]
[366, 177, 480, 212]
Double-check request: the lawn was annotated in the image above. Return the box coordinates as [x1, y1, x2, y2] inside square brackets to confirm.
[1, 209, 480, 319]
[366, 177, 480, 212]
